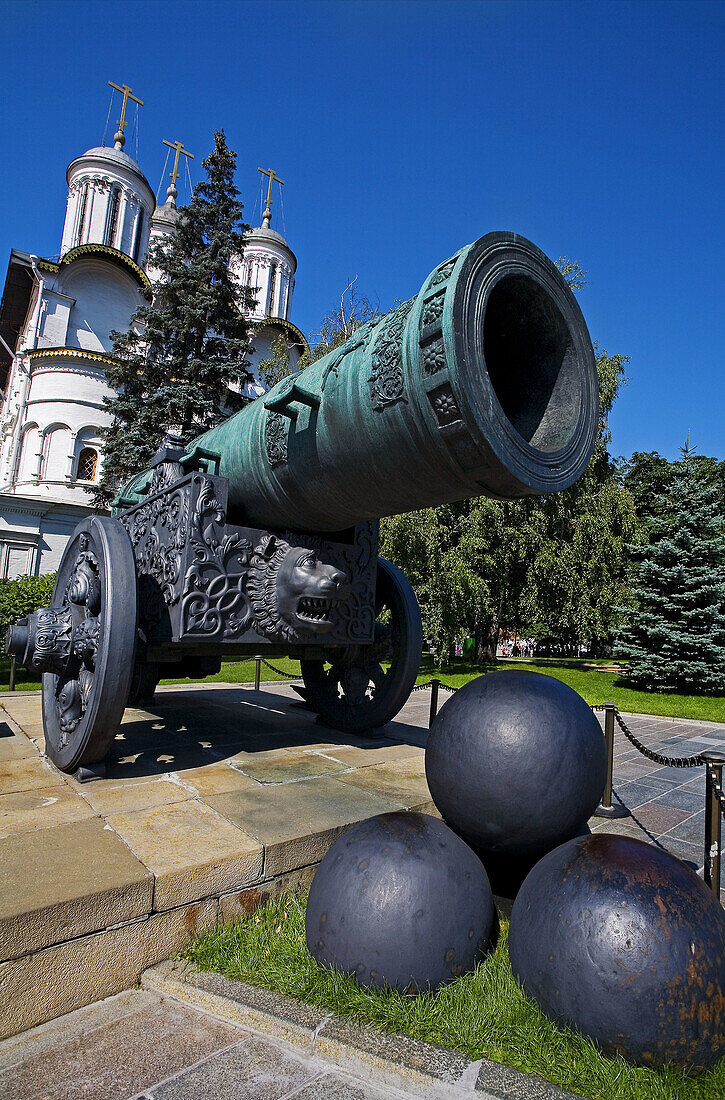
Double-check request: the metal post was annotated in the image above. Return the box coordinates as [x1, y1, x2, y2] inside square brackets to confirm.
[429, 679, 440, 728]
[595, 702, 627, 818]
[254, 655, 262, 692]
[702, 751, 723, 899]
[8, 656, 16, 692]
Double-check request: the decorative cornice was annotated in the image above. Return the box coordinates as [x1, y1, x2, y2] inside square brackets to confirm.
[27, 347, 120, 369]
[37, 259, 60, 274]
[59, 244, 151, 289]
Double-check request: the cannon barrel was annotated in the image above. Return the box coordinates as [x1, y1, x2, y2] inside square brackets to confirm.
[119, 232, 599, 532]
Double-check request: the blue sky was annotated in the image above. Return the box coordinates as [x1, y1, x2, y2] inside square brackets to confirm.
[1, 0, 723, 461]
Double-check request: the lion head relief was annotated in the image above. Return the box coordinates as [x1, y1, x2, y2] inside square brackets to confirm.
[247, 534, 349, 642]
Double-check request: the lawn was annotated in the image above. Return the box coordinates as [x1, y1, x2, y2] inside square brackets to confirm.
[187, 892, 724, 1100]
[2, 652, 724, 723]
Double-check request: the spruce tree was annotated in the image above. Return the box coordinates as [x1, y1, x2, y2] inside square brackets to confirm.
[618, 440, 725, 693]
[93, 130, 253, 506]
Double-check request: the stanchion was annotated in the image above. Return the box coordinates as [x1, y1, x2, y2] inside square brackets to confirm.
[428, 679, 440, 728]
[8, 656, 16, 692]
[595, 702, 628, 818]
[702, 750, 724, 898]
[254, 655, 262, 692]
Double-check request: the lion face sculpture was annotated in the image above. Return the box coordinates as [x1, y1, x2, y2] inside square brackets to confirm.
[247, 534, 349, 642]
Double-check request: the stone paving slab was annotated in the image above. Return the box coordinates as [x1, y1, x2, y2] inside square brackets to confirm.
[1, 680, 723, 1042]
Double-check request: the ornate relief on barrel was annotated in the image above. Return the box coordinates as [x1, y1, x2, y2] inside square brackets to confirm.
[265, 411, 288, 468]
[369, 298, 414, 411]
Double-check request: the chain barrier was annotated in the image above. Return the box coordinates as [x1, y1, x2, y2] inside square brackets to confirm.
[412, 680, 458, 694]
[259, 658, 301, 680]
[590, 703, 707, 769]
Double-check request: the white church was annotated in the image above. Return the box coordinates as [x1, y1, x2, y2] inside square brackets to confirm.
[0, 83, 307, 579]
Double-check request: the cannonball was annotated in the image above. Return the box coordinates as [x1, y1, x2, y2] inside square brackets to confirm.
[305, 811, 496, 992]
[425, 672, 607, 858]
[508, 833, 725, 1071]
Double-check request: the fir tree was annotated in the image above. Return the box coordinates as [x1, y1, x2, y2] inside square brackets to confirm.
[618, 439, 725, 693]
[93, 130, 253, 506]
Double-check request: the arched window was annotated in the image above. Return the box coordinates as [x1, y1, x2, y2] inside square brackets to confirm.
[105, 186, 121, 247]
[76, 183, 89, 247]
[76, 447, 98, 482]
[132, 208, 144, 263]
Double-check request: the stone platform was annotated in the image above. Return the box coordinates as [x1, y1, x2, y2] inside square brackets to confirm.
[1, 679, 722, 1041]
[0, 681, 433, 1039]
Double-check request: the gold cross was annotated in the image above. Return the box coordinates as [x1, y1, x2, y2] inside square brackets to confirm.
[108, 82, 144, 136]
[258, 167, 285, 214]
[163, 140, 194, 187]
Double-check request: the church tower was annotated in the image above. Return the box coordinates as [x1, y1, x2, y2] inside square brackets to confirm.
[0, 83, 154, 578]
[233, 168, 308, 399]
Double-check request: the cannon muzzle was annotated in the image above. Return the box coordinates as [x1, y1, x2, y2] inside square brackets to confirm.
[118, 232, 599, 532]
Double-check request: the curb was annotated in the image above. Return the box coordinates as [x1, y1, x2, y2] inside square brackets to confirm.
[141, 960, 580, 1099]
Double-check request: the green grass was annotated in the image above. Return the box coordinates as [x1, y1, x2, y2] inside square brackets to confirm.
[187, 892, 724, 1100]
[416, 656, 725, 723]
[2, 651, 724, 723]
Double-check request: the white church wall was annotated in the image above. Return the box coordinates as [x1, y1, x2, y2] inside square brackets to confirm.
[38, 290, 75, 348]
[61, 261, 143, 353]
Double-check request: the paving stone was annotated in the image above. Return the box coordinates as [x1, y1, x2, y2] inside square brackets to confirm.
[335, 757, 432, 808]
[650, 787, 704, 813]
[291, 1073, 391, 1098]
[0, 898, 218, 1039]
[656, 836, 702, 870]
[205, 776, 406, 876]
[177, 761, 264, 796]
[629, 801, 690, 833]
[81, 777, 192, 815]
[0, 729, 37, 762]
[661, 809, 706, 846]
[106, 800, 263, 909]
[0, 784, 96, 837]
[613, 779, 674, 809]
[648, 764, 705, 782]
[319, 742, 424, 768]
[150, 1034, 316, 1099]
[0, 817, 152, 960]
[0, 754, 62, 794]
[0, 991, 243, 1100]
[230, 748, 352, 784]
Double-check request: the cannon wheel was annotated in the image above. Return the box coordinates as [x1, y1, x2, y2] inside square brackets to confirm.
[300, 557, 422, 734]
[42, 516, 137, 773]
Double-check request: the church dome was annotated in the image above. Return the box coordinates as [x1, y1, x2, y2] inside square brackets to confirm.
[60, 144, 155, 265]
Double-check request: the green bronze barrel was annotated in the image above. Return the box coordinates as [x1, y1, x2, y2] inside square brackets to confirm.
[119, 232, 599, 532]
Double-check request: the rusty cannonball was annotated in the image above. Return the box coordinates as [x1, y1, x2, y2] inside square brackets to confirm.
[508, 833, 725, 1071]
[305, 811, 496, 992]
[425, 671, 607, 858]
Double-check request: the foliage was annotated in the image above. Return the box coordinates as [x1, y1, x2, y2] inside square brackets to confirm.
[94, 130, 254, 506]
[0, 572, 56, 636]
[617, 441, 725, 694]
[188, 893, 724, 1100]
[256, 330, 310, 390]
[308, 278, 380, 362]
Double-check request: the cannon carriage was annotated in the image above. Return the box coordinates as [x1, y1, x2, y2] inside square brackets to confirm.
[7, 232, 599, 774]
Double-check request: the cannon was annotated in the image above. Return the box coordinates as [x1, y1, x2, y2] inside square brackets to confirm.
[7, 232, 599, 774]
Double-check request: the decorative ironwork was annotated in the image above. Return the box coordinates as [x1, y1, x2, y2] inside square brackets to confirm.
[429, 384, 462, 426]
[421, 292, 445, 329]
[266, 411, 288, 467]
[181, 480, 253, 639]
[421, 338, 446, 377]
[369, 299, 414, 411]
[247, 533, 348, 642]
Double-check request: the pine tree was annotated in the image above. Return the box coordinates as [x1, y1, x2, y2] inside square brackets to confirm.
[618, 440, 725, 693]
[93, 130, 253, 506]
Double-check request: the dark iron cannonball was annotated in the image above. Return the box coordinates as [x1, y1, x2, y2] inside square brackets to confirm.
[425, 671, 607, 858]
[305, 811, 497, 992]
[508, 833, 725, 1072]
